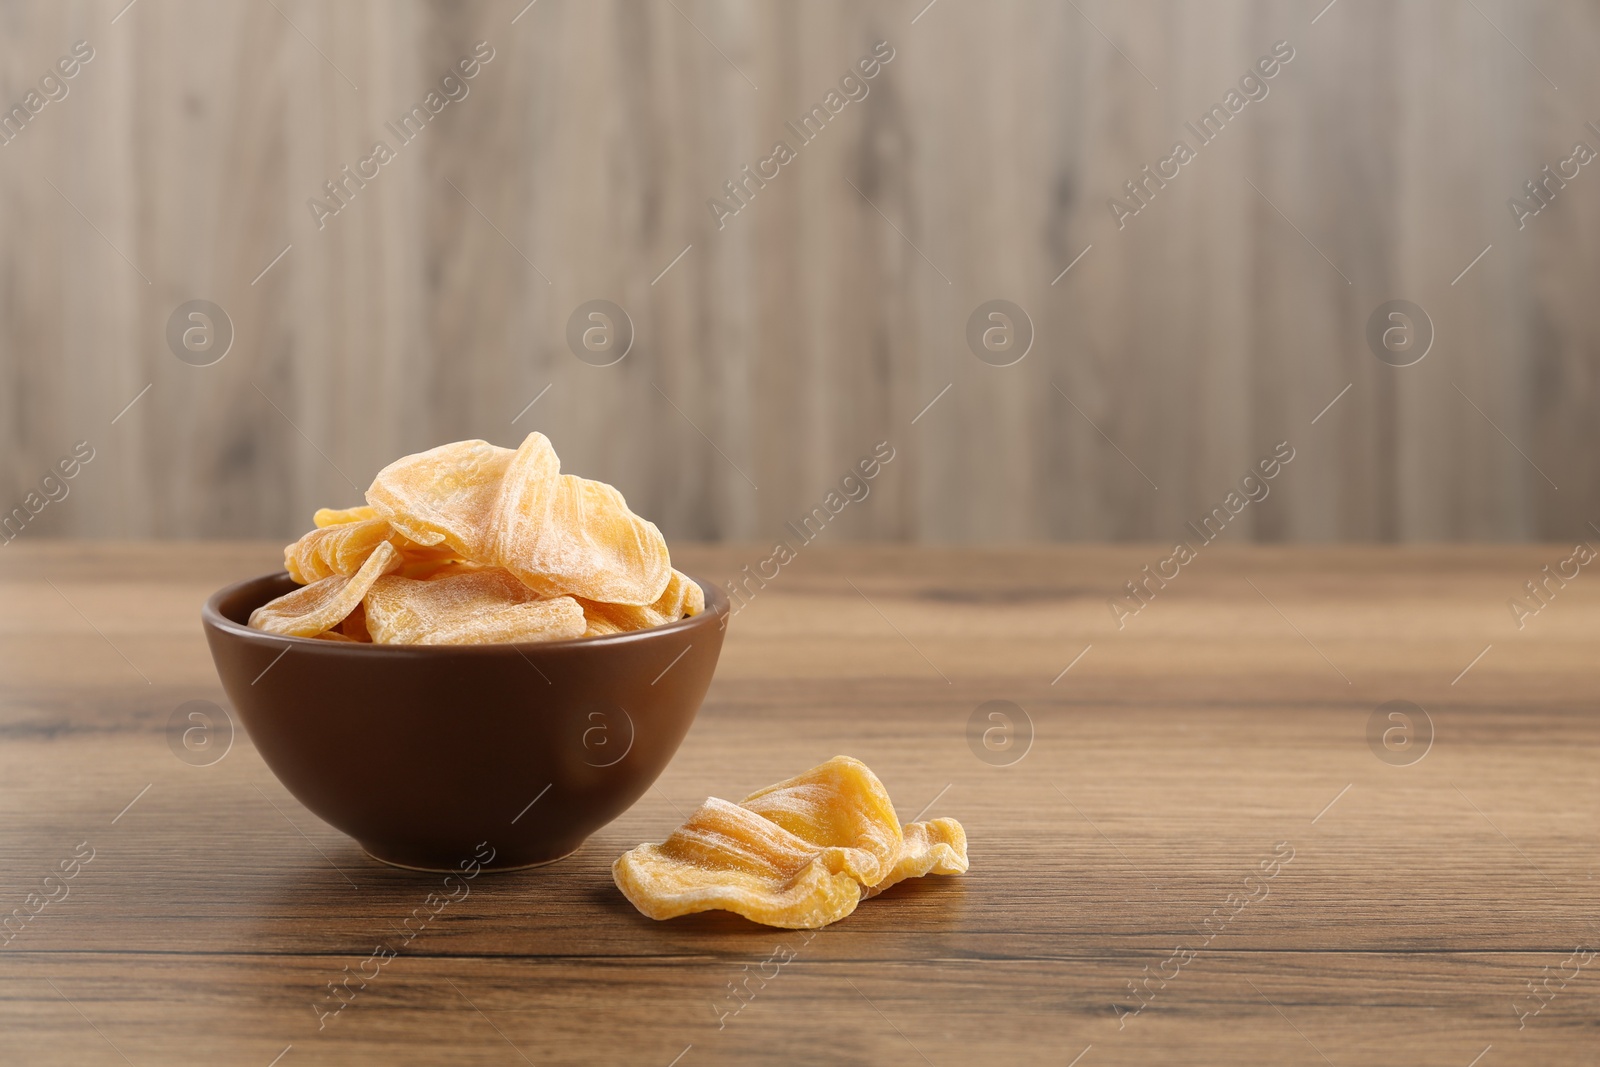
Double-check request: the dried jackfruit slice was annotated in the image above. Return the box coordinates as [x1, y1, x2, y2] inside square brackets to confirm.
[250, 541, 401, 638]
[611, 798, 869, 929]
[614, 757, 969, 928]
[393, 549, 470, 581]
[431, 597, 584, 645]
[866, 818, 970, 897]
[491, 433, 672, 607]
[313, 505, 378, 528]
[739, 756, 903, 887]
[681, 576, 706, 617]
[340, 601, 373, 642]
[363, 568, 585, 645]
[582, 614, 627, 638]
[578, 569, 705, 634]
[366, 439, 514, 558]
[284, 518, 396, 584]
[286, 521, 459, 585]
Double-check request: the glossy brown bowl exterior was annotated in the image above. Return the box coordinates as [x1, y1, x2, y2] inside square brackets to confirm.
[203, 572, 726, 872]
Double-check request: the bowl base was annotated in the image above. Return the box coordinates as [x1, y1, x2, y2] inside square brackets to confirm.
[361, 844, 583, 873]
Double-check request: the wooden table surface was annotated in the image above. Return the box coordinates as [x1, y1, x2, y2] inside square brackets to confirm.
[1, 543, 1596, 1066]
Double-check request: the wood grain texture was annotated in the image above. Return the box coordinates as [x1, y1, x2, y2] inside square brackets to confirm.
[1, 543, 1597, 1064]
[1, 0, 1597, 543]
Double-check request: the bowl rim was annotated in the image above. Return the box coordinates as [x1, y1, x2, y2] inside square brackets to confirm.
[203, 569, 729, 653]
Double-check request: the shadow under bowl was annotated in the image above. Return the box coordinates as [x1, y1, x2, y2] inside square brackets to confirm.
[202, 572, 727, 872]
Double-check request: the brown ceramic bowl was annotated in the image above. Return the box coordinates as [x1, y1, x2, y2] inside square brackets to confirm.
[202, 572, 726, 872]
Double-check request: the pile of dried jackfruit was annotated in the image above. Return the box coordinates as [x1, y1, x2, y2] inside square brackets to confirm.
[248, 433, 702, 644]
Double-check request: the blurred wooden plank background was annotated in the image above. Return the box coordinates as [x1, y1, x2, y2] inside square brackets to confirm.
[0, 0, 1595, 543]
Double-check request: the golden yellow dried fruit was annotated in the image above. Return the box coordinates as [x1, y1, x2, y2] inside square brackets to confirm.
[363, 568, 585, 645]
[284, 518, 395, 584]
[739, 756, 903, 886]
[866, 818, 969, 896]
[250, 541, 402, 638]
[491, 433, 672, 606]
[431, 560, 482, 581]
[582, 615, 627, 638]
[613, 756, 968, 929]
[392, 549, 469, 581]
[682, 575, 706, 617]
[340, 601, 373, 642]
[612, 798, 869, 928]
[366, 439, 514, 558]
[313, 505, 378, 528]
[578, 569, 704, 634]
[272, 436, 694, 645]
